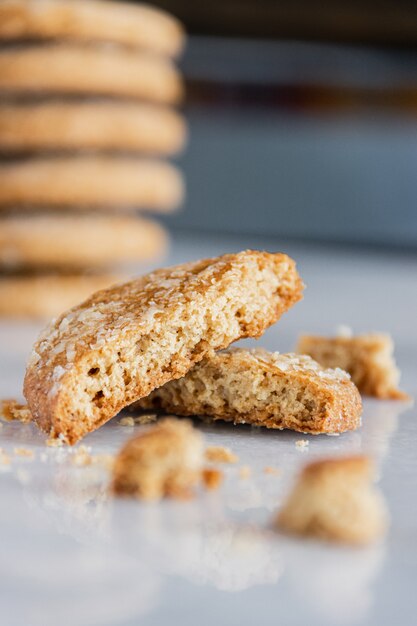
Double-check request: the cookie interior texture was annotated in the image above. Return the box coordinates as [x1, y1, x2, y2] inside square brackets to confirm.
[24, 251, 303, 444]
[137, 349, 362, 434]
[275, 456, 388, 544]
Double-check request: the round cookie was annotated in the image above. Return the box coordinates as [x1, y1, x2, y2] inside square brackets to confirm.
[0, 101, 186, 154]
[0, 45, 183, 103]
[0, 156, 184, 211]
[0, 214, 168, 270]
[0, 0, 185, 57]
[0, 273, 122, 319]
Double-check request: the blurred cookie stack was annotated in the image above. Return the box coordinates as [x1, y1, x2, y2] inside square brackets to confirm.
[0, 0, 186, 319]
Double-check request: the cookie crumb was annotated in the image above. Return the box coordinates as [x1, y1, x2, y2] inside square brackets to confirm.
[112, 418, 204, 501]
[71, 445, 92, 467]
[202, 468, 223, 490]
[275, 455, 388, 545]
[0, 449, 11, 465]
[239, 465, 252, 479]
[14, 447, 34, 459]
[133, 413, 158, 425]
[264, 466, 281, 475]
[0, 399, 32, 423]
[118, 416, 135, 427]
[205, 446, 238, 464]
[295, 439, 309, 450]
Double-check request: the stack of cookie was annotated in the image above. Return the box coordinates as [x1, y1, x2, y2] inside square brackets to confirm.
[0, 0, 186, 319]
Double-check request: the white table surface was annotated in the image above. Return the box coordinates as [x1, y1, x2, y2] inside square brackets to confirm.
[0, 232, 416, 626]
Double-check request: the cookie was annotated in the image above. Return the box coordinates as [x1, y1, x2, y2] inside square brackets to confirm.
[112, 418, 204, 501]
[0, 273, 120, 319]
[0, 214, 168, 270]
[275, 456, 388, 545]
[24, 250, 304, 444]
[0, 101, 186, 154]
[297, 333, 408, 400]
[0, 156, 184, 211]
[0, 45, 183, 103]
[137, 349, 362, 435]
[0, 0, 184, 57]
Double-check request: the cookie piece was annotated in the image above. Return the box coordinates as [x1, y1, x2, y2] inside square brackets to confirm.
[0, 102, 186, 154]
[0, 214, 168, 270]
[112, 418, 203, 500]
[0, 273, 120, 319]
[297, 333, 408, 399]
[275, 456, 388, 545]
[137, 349, 362, 435]
[0, 156, 183, 211]
[0, 0, 184, 57]
[0, 45, 182, 103]
[24, 250, 304, 444]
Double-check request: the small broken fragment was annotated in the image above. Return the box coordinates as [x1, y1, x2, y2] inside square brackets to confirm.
[202, 468, 223, 490]
[0, 448, 11, 465]
[70, 445, 92, 467]
[133, 413, 158, 425]
[0, 399, 32, 423]
[14, 447, 34, 458]
[264, 466, 281, 476]
[118, 416, 135, 427]
[70, 446, 114, 470]
[295, 439, 309, 450]
[275, 455, 388, 545]
[112, 417, 204, 501]
[297, 332, 409, 400]
[239, 465, 252, 479]
[205, 446, 238, 464]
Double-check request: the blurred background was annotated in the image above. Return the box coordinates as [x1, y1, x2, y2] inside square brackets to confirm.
[153, 0, 417, 248]
[1, 0, 416, 323]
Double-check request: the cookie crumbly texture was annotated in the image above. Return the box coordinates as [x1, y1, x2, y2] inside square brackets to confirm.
[138, 349, 362, 435]
[0, 102, 186, 155]
[112, 418, 203, 500]
[0, 214, 168, 270]
[0, 273, 120, 319]
[275, 456, 388, 545]
[24, 250, 304, 444]
[0, 45, 182, 103]
[0, 156, 183, 212]
[0, 0, 185, 57]
[297, 333, 408, 400]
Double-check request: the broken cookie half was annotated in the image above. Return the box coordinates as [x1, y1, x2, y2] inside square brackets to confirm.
[24, 250, 303, 444]
[137, 349, 362, 435]
[275, 456, 388, 545]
